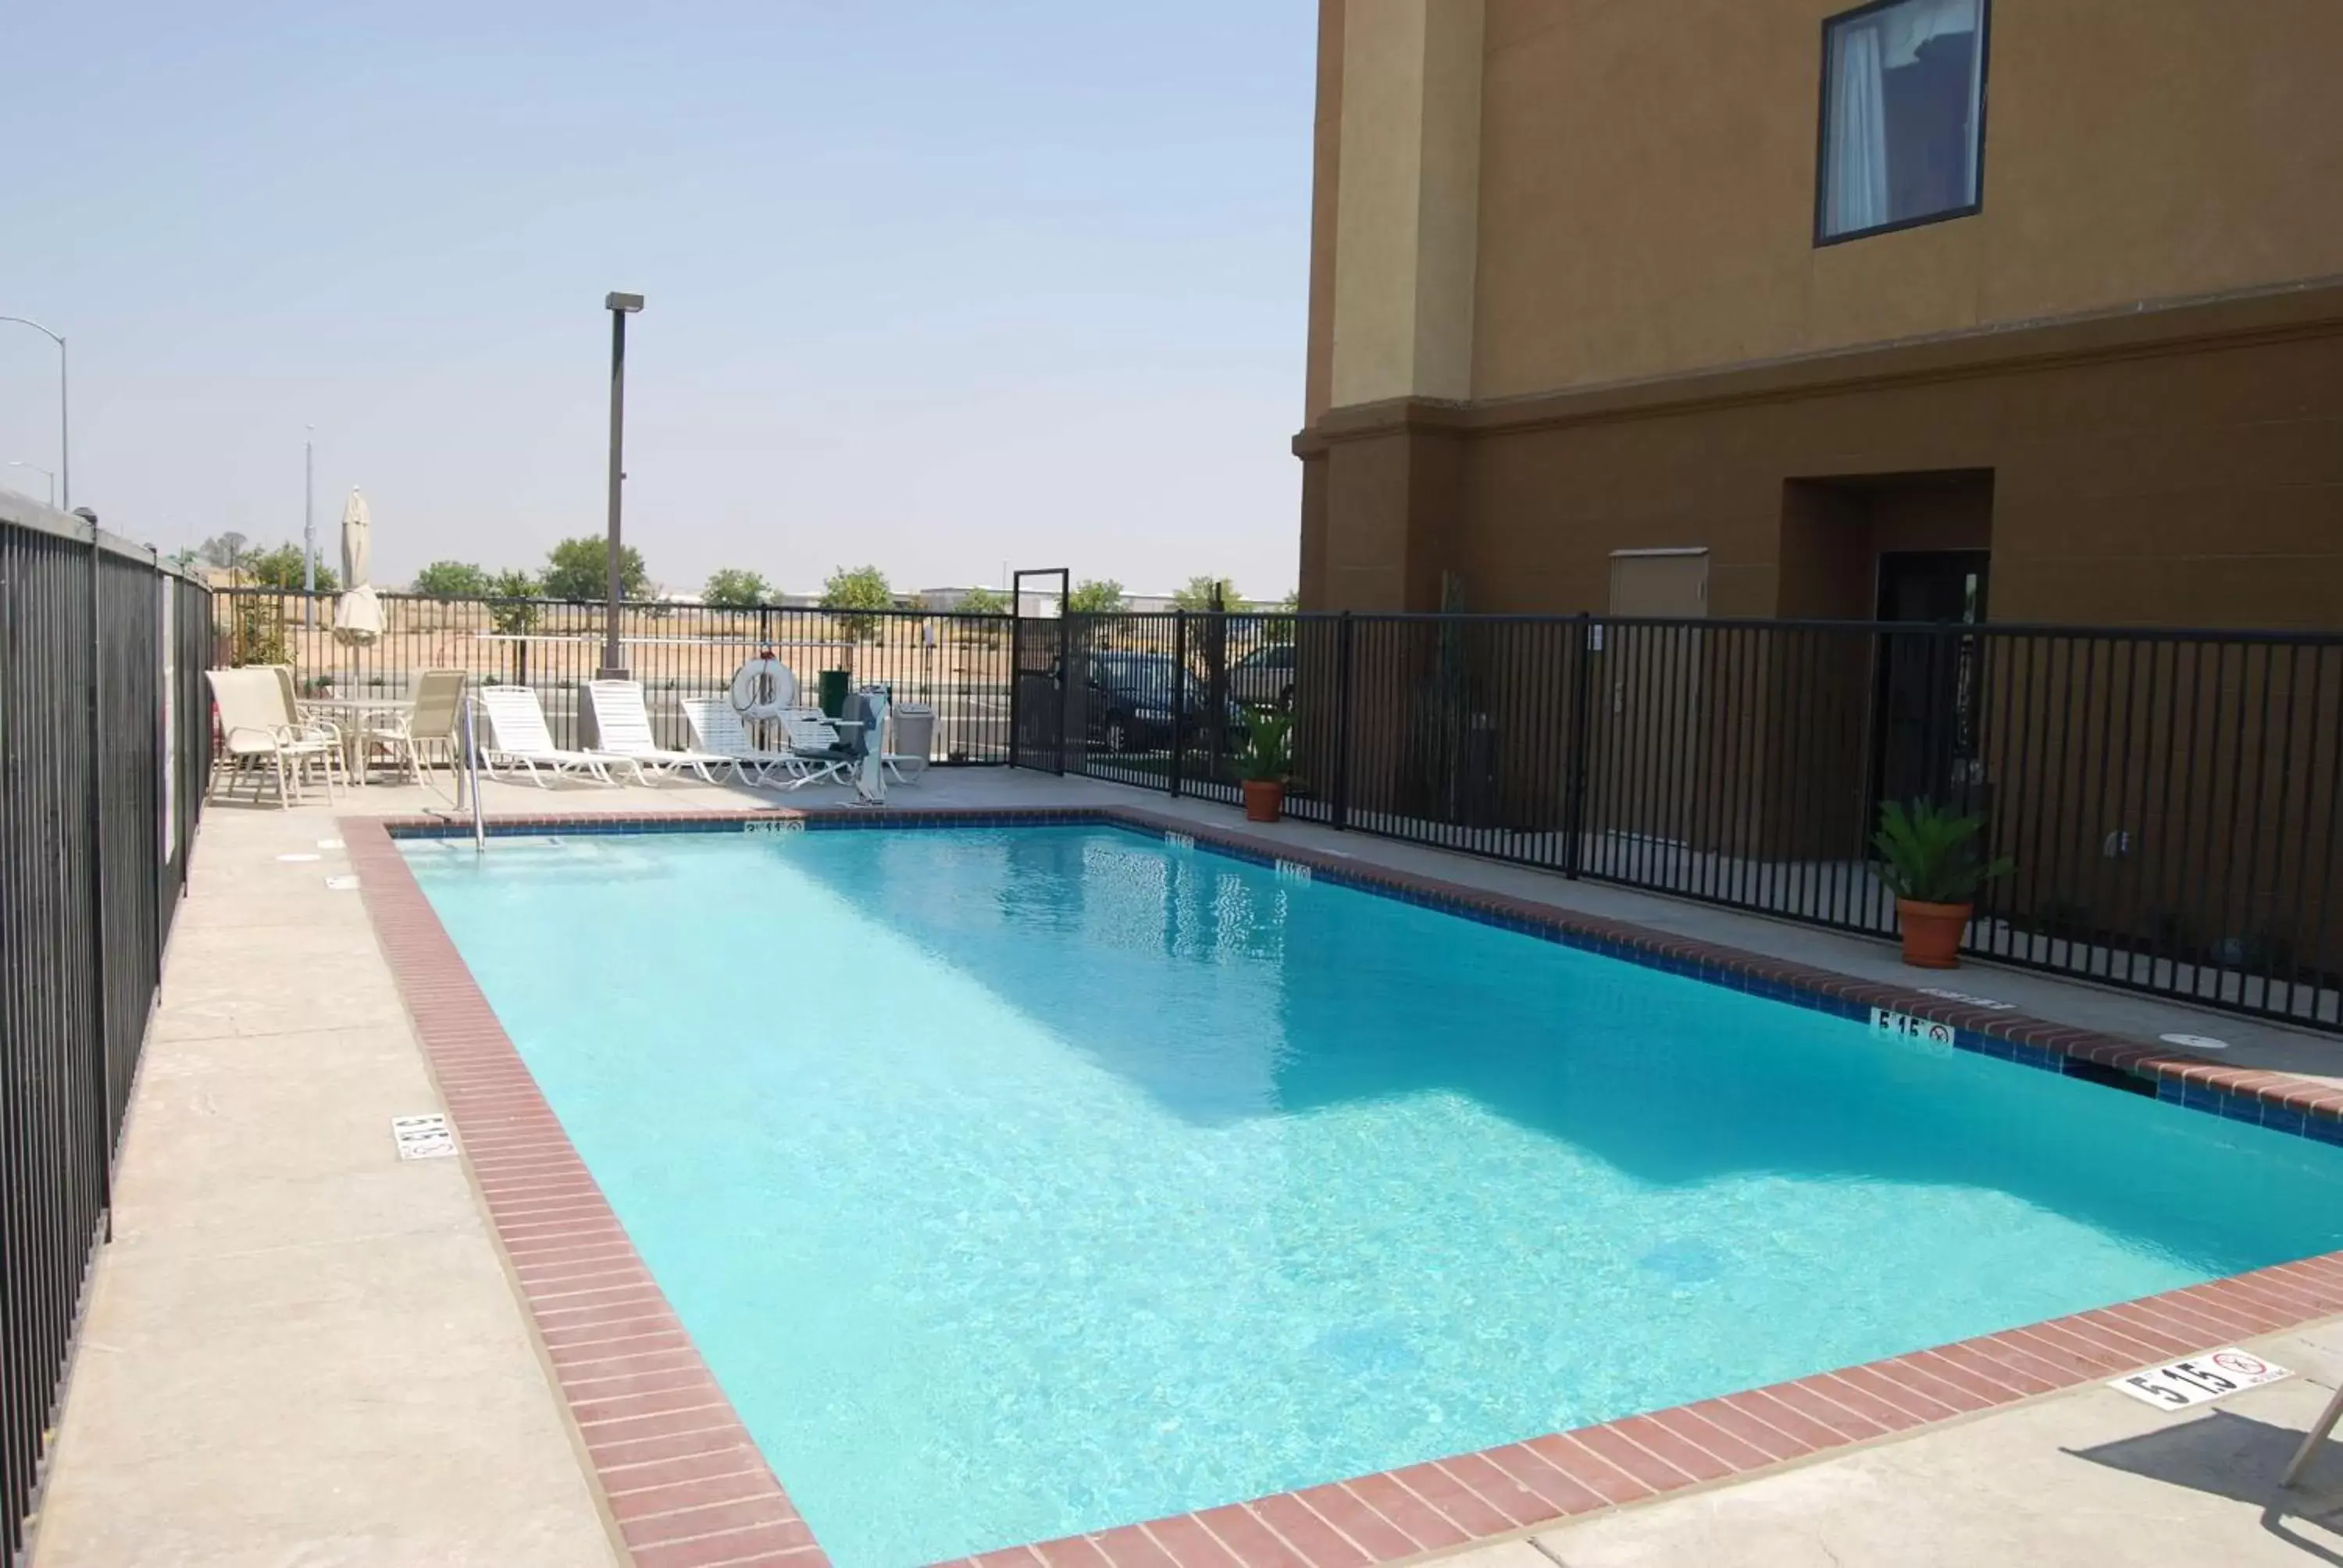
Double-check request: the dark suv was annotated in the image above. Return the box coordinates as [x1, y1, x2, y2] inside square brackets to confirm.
[1084, 652, 1219, 753]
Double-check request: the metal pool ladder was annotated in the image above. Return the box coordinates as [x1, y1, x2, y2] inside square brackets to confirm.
[456, 691, 487, 854]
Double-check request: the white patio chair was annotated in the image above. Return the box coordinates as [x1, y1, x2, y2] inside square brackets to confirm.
[680, 697, 807, 787]
[582, 680, 731, 784]
[777, 708, 856, 789]
[262, 663, 345, 792]
[478, 685, 645, 786]
[366, 669, 467, 793]
[205, 668, 343, 807]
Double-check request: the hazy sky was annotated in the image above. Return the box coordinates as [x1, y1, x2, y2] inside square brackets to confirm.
[0, 2, 1315, 597]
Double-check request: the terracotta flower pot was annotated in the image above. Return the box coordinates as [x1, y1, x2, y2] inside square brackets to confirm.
[1243, 779, 1285, 823]
[1896, 898, 1971, 969]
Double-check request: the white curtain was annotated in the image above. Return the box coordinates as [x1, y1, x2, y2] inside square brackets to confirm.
[1825, 20, 1890, 236]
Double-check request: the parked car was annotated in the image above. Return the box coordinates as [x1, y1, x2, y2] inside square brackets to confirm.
[1084, 652, 1238, 754]
[1229, 643, 1296, 710]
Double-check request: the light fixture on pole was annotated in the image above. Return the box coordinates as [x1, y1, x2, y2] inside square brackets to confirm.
[7, 460, 55, 508]
[600, 291, 644, 680]
[303, 426, 316, 629]
[0, 315, 68, 510]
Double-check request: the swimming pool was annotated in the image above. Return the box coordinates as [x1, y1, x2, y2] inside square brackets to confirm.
[403, 823, 2343, 1566]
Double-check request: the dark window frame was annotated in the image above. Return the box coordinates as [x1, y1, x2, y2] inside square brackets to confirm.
[1812, 0, 1992, 248]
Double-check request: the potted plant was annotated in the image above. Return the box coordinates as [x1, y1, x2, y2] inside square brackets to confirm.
[1874, 799, 2013, 969]
[1235, 708, 1293, 823]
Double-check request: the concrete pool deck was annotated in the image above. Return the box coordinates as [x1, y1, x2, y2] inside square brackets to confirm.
[29, 766, 2343, 1566]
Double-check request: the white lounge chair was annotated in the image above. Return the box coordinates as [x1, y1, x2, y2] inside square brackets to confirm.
[478, 685, 646, 786]
[582, 680, 731, 784]
[205, 667, 344, 807]
[680, 697, 807, 786]
[777, 708, 856, 789]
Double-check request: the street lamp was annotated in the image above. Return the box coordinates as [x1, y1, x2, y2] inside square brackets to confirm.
[0, 315, 67, 510]
[7, 460, 55, 508]
[600, 291, 645, 679]
[304, 426, 316, 629]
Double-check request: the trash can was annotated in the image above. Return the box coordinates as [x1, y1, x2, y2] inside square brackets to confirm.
[818, 669, 850, 718]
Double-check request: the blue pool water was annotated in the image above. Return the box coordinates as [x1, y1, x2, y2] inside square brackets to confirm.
[405, 826, 2343, 1566]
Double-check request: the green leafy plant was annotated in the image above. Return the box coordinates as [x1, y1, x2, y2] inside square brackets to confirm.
[246, 542, 339, 593]
[487, 568, 542, 636]
[822, 564, 895, 641]
[413, 560, 492, 597]
[543, 536, 647, 601]
[1172, 575, 1238, 612]
[230, 597, 288, 667]
[703, 568, 773, 608]
[1233, 707, 1292, 783]
[1874, 799, 2013, 905]
[956, 584, 1009, 616]
[1066, 578, 1125, 614]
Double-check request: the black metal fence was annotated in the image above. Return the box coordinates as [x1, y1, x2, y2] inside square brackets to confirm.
[209, 590, 1014, 762]
[1029, 610, 2343, 1032]
[2, 494, 210, 1559]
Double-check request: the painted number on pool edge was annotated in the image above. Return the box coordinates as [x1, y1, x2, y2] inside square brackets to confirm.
[2110, 1349, 2291, 1410]
[745, 818, 806, 836]
[1870, 1007, 1954, 1050]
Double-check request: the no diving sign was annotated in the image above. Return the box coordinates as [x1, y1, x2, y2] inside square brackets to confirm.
[2111, 1349, 2291, 1410]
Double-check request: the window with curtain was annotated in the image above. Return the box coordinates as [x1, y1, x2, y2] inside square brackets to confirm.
[1818, 0, 1988, 242]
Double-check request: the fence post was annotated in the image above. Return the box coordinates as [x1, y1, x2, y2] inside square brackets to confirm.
[1564, 612, 1592, 878]
[86, 517, 112, 1238]
[1170, 610, 1186, 799]
[1054, 608, 1071, 775]
[151, 547, 167, 1003]
[1334, 611, 1353, 830]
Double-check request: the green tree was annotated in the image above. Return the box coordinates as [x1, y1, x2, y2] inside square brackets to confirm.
[413, 560, 492, 598]
[1172, 576, 1239, 612]
[487, 568, 542, 636]
[822, 564, 894, 641]
[246, 542, 340, 593]
[704, 568, 773, 608]
[543, 536, 648, 601]
[956, 584, 1009, 615]
[199, 532, 254, 581]
[1067, 578, 1125, 614]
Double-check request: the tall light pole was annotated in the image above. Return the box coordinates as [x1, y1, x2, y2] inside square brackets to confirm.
[303, 426, 316, 628]
[0, 316, 67, 510]
[600, 291, 644, 679]
[7, 461, 55, 507]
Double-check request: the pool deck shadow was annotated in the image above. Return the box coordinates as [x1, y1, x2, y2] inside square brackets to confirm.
[35, 766, 2343, 1568]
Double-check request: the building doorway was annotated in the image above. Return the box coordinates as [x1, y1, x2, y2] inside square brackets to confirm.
[1603, 550, 1710, 846]
[1872, 549, 1990, 818]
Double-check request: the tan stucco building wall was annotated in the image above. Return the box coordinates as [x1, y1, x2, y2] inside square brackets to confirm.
[1297, 0, 2343, 629]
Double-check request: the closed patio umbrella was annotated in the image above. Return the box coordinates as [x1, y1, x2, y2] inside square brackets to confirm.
[333, 487, 381, 647]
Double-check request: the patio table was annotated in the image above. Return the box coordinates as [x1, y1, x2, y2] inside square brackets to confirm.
[302, 697, 415, 785]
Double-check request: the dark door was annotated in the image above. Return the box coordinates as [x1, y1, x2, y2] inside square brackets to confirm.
[1872, 551, 1989, 817]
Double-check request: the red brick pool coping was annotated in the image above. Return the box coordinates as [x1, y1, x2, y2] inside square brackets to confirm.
[344, 804, 2343, 1568]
